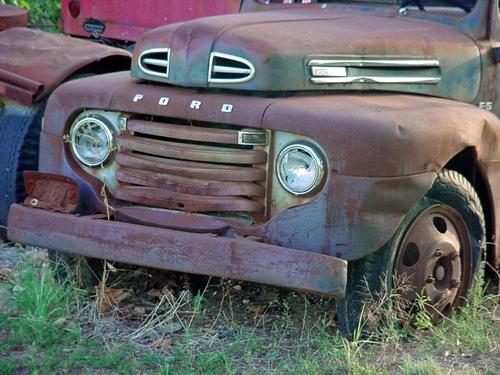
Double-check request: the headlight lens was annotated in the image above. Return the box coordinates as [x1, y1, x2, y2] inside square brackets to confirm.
[277, 143, 326, 195]
[70, 115, 115, 167]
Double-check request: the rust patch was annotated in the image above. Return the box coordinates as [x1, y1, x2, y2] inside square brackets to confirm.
[23, 171, 79, 213]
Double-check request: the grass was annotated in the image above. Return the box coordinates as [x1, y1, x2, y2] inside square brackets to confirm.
[0, 246, 498, 374]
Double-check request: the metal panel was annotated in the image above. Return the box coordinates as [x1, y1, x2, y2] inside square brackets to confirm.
[8, 204, 347, 297]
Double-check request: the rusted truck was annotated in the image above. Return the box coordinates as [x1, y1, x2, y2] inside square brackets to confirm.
[6, 0, 500, 335]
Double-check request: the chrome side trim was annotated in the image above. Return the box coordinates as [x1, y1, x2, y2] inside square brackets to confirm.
[308, 59, 440, 68]
[208, 52, 256, 84]
[311, 76, 442, 84]
[138, 47, 170, 79]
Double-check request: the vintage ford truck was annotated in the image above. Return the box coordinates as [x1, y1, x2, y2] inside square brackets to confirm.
[6, 0, 500, 335]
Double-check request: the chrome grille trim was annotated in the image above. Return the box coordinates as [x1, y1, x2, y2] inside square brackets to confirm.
[208, 52, 256, 84]
[309, 57, 441, 85]
[138, 48, 170, 78]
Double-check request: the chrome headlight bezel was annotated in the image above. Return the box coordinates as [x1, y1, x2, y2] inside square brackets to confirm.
[69, 114, 116, 167]
[276, 142, 327, 196]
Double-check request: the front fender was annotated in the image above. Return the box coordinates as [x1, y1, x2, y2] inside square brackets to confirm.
[262, 94, 500, 177]
[0, 28, 130, 105]
[264, 172, 436, 261]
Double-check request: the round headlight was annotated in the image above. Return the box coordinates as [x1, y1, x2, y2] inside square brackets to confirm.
[277, 143, 326, 195]
[70, 115, 115, 167]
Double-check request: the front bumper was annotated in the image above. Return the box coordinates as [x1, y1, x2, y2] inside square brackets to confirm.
[8, 203, 347, 297]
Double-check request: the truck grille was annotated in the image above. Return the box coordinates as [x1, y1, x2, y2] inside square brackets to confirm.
[114, 118, 268, 215]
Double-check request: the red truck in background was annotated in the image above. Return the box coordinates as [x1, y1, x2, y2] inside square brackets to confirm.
[61, 0, 242, 48]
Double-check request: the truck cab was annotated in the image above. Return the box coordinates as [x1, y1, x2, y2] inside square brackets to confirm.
[7, 0, 500, 336]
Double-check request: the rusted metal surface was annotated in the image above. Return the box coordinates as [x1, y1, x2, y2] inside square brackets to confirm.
[0, 28, 130, 104]
[116, 168, 265, 197]
[117, 134, 267, 164]
[395, 205, 471, 318]
[132, 4, 481, 102]
[127, 119, 242, 147]
[0, 4, 27, 31]
[61, 0, 241, 43]
[23, 172, 79, 214]
[37, 72, 500, 264]
[0, 68, 43, 105]
[113, 185, 265, 213]
[116, 151, 266, 182]
[8, 204, 348, 297]
[7, 1, 496, 291]
[113, 116, 268, 214]
[115, 206, 235, 234]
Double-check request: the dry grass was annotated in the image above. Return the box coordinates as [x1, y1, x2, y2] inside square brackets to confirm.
[0, 245, 499, 374]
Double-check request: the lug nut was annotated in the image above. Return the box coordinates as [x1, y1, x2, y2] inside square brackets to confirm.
[450, 279, 461, 288]
[450, 251, 459, 260]
[434, 250, 444, 257]
[426, 276, 435, 284]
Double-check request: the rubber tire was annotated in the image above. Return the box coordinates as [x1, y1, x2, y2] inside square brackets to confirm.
[336, 170, 485, 337]
[0, 101, 44, 240]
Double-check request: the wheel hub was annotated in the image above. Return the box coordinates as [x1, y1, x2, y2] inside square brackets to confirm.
[395, 205, 470, 318]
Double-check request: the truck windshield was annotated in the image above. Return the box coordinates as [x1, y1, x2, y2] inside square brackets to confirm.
[275, 0, 477, 13]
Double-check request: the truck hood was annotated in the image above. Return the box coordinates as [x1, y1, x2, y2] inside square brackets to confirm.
[131, 8, 480, 102]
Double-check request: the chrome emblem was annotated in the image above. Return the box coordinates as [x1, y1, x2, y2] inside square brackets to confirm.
[159, 97, 170, 106]
[133, 94, 144, 102]
[190, 100, 202, 110]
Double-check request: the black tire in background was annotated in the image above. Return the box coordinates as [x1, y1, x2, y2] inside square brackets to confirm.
[336, 170, 485, 337]
[0, 72, 97, 241]
[0, 99, 45, 240]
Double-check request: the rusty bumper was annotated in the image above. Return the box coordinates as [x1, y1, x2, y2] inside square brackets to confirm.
[8, 204, 347, 297]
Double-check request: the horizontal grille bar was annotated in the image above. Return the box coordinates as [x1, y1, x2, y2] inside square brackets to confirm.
[128, 119, 240, 145]
[116, 151, 266, 182]
[114, 186, 264, 213]
[117, 134, 267, 164]
[116, 168, 265, 197]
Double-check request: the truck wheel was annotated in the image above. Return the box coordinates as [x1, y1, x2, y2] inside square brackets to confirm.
[0, 101, 44, 240]
[336, 170, 485, 337]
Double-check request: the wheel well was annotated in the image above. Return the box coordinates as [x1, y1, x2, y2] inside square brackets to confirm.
[71, 55, 131, 77]
[444, 148, 496, 275]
